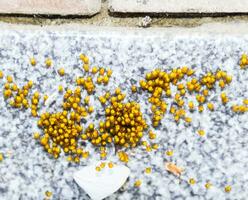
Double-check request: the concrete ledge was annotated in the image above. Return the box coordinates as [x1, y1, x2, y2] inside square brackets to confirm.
[1, 22, 248, 36]
[0, 0, 101, 16]
[109, 0, 248, 14]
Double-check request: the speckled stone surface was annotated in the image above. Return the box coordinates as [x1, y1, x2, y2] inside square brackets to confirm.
[0, 24, 248, 200]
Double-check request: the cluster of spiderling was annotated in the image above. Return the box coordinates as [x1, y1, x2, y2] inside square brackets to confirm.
[1, 74, 46, 119]
[36, 108, 85, 161]
[132, 54, 248, 193]
[1, 53, 248, 194]
[82, 86, 148, 159]
[139, 66, 194, 126]
[76, 55, 112, 94]
[137, 65, 248, 127]
[0, 54, 115, 163]
[1, 54, 248, 162]
[1, 54, 151, 163]
[33, 54, 115, 162]
[230, 53, 248, 113]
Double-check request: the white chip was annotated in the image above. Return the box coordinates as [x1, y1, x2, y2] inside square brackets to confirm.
[73, 163, 130, 200]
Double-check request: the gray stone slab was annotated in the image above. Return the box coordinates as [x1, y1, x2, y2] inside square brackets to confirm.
[0, 0, 101, 16]
[0, 23, 248, 200]
[109, 0, 248, 13]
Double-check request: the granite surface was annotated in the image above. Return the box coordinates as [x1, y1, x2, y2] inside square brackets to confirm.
[0, 25, 248, 200]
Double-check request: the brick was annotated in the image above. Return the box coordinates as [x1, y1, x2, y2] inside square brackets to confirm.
[0, 0, 101, 16]
[109, 0, 248, 13]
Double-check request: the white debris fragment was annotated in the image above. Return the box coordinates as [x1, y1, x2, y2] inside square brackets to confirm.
[73, 163, 130, 200]
[139, 16, 152, 27]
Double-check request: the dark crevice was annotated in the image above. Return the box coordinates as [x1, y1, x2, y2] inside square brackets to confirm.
[0, 13, 98, 19]
[108, 11, 248, 18]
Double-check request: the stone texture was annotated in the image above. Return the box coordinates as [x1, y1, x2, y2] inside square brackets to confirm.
[0, 0, 101, 16]
[109, 0, 248, 13]
[0, 23, 248, 200]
